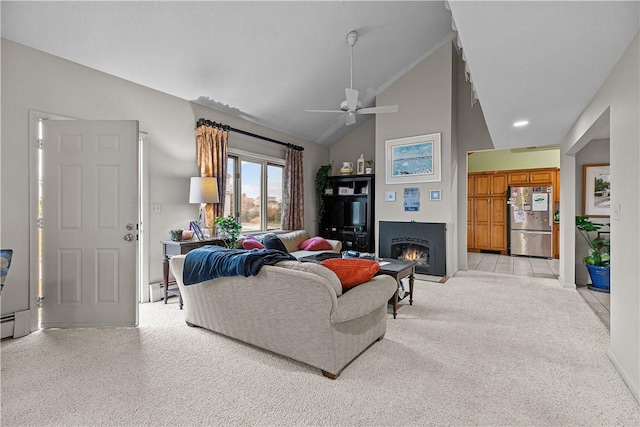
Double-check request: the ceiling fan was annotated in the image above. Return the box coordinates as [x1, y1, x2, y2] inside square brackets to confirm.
[306, 30, 399, 126]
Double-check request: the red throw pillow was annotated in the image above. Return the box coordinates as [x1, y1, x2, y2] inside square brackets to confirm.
[243, 236, 265, 250]
[299, 236, 333, 251]
[320, 258, 381, 289]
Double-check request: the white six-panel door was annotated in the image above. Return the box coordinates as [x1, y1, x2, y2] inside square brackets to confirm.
[41, 120, 138, 328]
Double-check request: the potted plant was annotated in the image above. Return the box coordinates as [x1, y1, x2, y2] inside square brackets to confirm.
[315, 163, 333, 225]
[365, 159, 374, 174]
[575, 215, 610, 292]
[214, 215, 242, 249]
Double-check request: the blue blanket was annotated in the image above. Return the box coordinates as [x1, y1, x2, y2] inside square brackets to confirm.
[183, 246, 296, 286]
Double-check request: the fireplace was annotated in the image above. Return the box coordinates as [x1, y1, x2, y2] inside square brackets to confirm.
[379, 221, 446, 276]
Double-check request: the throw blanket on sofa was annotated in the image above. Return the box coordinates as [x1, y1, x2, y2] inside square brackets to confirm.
[183, 246, 296, 286]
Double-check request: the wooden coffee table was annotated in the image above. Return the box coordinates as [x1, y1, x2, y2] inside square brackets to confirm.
[377, 259, 416, 319]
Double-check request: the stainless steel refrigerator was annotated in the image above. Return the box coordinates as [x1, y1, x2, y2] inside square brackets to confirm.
[508, 186, 553, 258]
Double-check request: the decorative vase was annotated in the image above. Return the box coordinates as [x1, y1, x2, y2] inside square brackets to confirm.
[586, 264, 610, 293]
[340, 162, 353, 175]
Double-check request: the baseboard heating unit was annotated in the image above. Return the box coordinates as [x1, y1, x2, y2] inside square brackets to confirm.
[1, 310, 30, 339]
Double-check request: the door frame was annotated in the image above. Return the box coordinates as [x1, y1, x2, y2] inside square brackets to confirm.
[28, 111, 149, 332]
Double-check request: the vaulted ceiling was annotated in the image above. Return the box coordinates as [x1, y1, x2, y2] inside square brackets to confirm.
[2, 1, 638, 149]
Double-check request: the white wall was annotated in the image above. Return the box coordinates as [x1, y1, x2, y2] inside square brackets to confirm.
[1, 39, 329, 318]
[374, 41, 457, 275]
[574, 138, 610, 285]
[560, 33, 639, 401]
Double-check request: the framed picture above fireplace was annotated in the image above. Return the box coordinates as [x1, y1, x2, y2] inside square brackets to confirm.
[385, 133, 441, 184]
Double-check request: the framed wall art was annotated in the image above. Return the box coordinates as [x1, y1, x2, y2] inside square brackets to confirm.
[582, 163, 610, 217]
[385, 133, 441, 184]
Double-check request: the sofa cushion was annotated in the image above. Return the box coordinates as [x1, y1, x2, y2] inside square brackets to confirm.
[299, 236, 333, 251]
[276, 260, 342, 296]
[276, 230, 310, 253]
[263, 234, 288, 253]
[243, 236, 266, 250]
[320, 259, 381, 290]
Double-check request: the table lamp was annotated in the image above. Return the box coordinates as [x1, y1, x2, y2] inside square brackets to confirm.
[189, 177, 219, 232]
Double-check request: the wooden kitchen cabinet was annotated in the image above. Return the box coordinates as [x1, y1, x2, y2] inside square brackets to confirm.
[507, 168, 557, 186]
[553, 170, 560, 203]
[507, 171, 529, 185]
[468, 167, 558, 254]
[553, 223, 560, 259]
[471, 197, 507, 252]
[467, 197, 474, 249]
[473, 173, 507, 197]
[530, 169, 554, 184]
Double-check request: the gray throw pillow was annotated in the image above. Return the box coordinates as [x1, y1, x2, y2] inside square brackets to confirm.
[262, 234, 288, 253]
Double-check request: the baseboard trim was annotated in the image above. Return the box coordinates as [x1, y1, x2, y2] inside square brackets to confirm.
[557, 276, 576, 289]
[608, 347, 639, 404]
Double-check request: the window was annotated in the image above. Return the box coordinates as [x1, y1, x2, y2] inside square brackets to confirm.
[226, 151, 284, 232]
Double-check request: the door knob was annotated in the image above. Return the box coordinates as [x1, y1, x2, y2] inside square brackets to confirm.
[126, 223, 135, 231]
[123, 233, 134, 241]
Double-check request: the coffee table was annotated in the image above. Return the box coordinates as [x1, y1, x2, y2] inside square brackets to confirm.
[299, 253, 415, 319]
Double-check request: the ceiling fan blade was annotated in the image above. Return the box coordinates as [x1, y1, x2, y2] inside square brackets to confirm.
[357, 105, 399, 114]
[345, 113, 356, 126]
[345, 88, 359, 112]
[305, 109, 344, 113]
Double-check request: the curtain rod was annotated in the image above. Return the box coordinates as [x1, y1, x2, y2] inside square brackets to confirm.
[196, 118, 304, 152]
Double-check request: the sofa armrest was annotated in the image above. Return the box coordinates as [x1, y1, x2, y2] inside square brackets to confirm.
[326, 239, 342, 252]
[330, 275, 397, 324]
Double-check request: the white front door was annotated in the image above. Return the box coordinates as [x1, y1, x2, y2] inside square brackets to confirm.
[41, 120, 139, 328]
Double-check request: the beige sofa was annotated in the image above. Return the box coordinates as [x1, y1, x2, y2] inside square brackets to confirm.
[240, 230, 342, 259]
[169, 255, 396, 378]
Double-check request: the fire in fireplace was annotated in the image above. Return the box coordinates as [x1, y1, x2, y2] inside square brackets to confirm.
[391, 237, 431, 272]
[379, 221, 446, 276]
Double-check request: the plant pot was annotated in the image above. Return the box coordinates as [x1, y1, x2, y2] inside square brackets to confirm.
[586, 264, 610, 293]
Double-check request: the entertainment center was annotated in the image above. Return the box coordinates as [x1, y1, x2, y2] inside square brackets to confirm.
[319, 174, 375, 252]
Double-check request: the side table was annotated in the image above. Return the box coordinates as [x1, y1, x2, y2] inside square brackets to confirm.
[377, 259, 416, 319]
[162, 238, 224, 309]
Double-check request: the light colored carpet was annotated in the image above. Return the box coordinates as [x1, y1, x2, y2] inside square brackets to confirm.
[2, 270, 638, 426]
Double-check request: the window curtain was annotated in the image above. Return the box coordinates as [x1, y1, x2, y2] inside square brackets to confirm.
[195, 125, 228, 228]
[281, 148, 304, 230]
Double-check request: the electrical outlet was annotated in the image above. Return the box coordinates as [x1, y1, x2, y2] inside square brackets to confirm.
[151, 203, 161, 214]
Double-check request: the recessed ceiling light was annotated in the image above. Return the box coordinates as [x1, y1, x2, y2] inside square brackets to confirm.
[513, 120, 529, 127]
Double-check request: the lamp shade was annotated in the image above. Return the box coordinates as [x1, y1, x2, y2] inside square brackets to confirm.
[189, 177, 219, 204]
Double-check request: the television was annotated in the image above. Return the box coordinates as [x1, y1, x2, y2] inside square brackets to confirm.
[328, 201, 344, 227]
[344, 201, 366, 227]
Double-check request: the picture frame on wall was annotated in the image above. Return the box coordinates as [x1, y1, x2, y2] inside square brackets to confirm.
[385, 133, 441, 184]
[582, 163, 610, 217]
[429, 189, 442, 201]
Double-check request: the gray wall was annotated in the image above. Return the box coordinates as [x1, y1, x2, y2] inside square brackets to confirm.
[1, 39, 329, 317]
[560, 33, 639, 401]
[374, 41, 457, 275]
[331, 42, 496, 274]
[329, 117, 376, 176]
[455, 47, 495, 269]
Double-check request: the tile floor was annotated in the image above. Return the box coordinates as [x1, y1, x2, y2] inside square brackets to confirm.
[467, 252, 558, 279]
[576, 285, 610, 330]
[467, 252, 610, 330]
